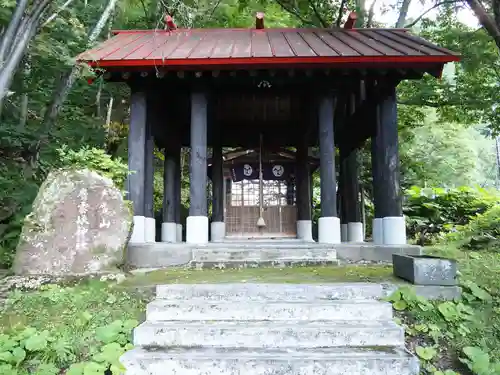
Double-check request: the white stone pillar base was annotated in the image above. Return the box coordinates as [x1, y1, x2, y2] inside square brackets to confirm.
[372, 218, 384, 245]
[130, 216, 146, 243]
[296, 220, 313, 241]
[383, 216, 406, 245]
[176, 224, 183, 242]
[341, 224, 348, 242]
[144, 217, 156, 243]
[211, 221, 226, 242]
[347, 222, 364, 242]
[318, 217, 341, 244]
[161, 222, 177, 243]
[186, 216, 209, 244]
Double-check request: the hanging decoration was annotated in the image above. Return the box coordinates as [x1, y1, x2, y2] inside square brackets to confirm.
[256, 133, 266, 228]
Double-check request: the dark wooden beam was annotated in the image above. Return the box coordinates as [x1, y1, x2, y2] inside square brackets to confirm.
[337, 79, 400, 155]
[144, 104, 155, 219]
[189, 90, 208, 216]
[375, 86, 403, 218]
[318, 92, 338, 218]
[212, 142, 224, 222]
[127, 89, 147, 217]
[296, 138, 311, 221]
[163, 150, 176, 223]
[174, 147, 181, 226]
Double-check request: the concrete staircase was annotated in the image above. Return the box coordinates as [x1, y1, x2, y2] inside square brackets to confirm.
[121, 283, 419, 374]
[191, 241, 338, 269]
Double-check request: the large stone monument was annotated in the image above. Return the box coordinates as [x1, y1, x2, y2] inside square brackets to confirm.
[14, 169, 132, 275]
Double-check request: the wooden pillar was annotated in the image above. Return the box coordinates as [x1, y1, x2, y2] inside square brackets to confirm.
[345, 149, 363, 242]
[344, 92, 363, 242]
[339, 153, 348, 242]
[174, 148, 182, 242]
[187, 90, 209, 244]
[127, 89, 147, 243]
[211, 142, 225, 241]
[144, 116, 155, 242]
[372, 85, 405, 245]
[296, 140, 312, 240]
[318, 93, 340, 243]
[161, 149, 177, 242]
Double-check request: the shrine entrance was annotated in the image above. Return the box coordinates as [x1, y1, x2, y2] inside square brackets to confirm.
[226, 178, 296, 238]
[209, 148, 317, 239]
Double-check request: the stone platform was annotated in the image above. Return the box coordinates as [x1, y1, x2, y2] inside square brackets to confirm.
[127, 239, 422, 269]
[121, 283, 419, 375]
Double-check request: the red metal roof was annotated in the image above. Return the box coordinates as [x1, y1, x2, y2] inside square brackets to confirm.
[77, 28, 460, 68]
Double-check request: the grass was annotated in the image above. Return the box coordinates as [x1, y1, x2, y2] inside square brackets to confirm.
[120, 264, 398, 287]
[0, 279, 149, 333]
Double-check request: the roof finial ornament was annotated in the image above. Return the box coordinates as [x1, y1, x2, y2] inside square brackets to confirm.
[164, 14, 177, 31]
[343, 11, 357, 29]
[256, 12, 265, 29]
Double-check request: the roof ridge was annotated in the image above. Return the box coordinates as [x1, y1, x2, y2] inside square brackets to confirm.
[111, 28, 412, 35]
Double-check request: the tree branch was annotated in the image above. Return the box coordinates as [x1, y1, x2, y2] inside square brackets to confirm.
[399, 98, 488, 106]
[42, 0, 76, 27]
[366, 0, 377, 27]
[309, 0, 328, 27]
[139, 0, 149, 21]
[207, 0, 222, 22]
[396, 0, 412, 27]
[466, 0, 500, 50]
[404, 0, 459, 28]
[273, 0, 316, 26]
[335, 0, 347, 27]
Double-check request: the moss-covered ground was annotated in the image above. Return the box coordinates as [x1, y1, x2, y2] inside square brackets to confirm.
[120, 264, 398, 288]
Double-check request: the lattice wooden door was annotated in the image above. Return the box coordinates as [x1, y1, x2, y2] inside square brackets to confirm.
[225, 179, 297, 238]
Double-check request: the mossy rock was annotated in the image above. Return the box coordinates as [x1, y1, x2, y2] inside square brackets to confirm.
[14, 169, 132, 276]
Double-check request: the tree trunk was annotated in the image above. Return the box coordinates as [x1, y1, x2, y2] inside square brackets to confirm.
[466, 0, 500, 51]
[496, 135, 500, 188]
[42, 0, 119, 130]
[19, 94, 28, 130]
[395, 0, 412, 27]
[0, 0, 30, 63]
[0, 0, 52, 107]
[42, 0, 75, 26]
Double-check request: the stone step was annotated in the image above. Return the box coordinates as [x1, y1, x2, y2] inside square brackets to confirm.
[133, 320, 404, 348]
[156, 283, 386, 301]
[146, 300, 393, 321]
[121, 346, 419, 375]
[189, 258, 339, 269]
[191, 247, 337, 263]
[196, 241, 335, 248]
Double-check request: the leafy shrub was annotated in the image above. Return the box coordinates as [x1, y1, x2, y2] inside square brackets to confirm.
[0, 320, 136, 375]
[404, 186, 499, 245]
[57, 145, 129, 189]
[388, 273, 500, 375]
[446, 205, 500, 251]
[0, 125, 48, 268]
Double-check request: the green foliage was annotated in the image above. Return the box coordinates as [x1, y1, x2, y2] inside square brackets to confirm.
[399, 111, 497, 188]
[460, 346, 500, 375]
[0, 281, 145, 374]
[404, 186, 499, 245]
[446, 205, 500, 251]
[388, 240, 500, 375]
[57, 145, 129, 190]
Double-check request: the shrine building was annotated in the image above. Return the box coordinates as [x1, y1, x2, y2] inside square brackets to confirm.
[77, 14, 460, 256]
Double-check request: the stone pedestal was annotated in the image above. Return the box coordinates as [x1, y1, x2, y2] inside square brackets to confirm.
[393, 254, 457, 285]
